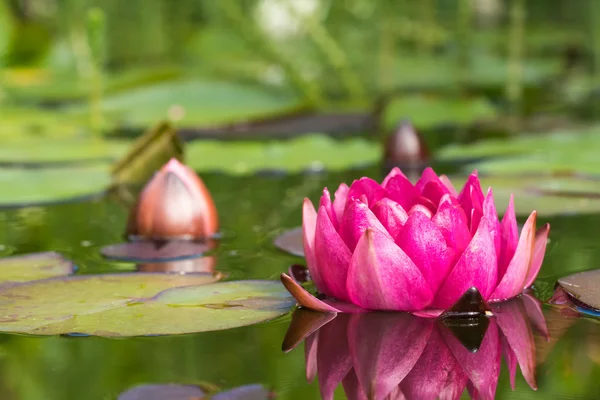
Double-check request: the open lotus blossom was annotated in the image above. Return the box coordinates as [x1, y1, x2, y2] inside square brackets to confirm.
[282, 294, 547, 400]
[126, 158, 219, 240]
[281, 167, 550, 316]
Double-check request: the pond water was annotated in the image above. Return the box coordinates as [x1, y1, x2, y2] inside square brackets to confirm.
[0, 166, 599, 399]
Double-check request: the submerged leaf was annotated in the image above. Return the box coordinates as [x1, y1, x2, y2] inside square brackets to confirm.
[0, 277, 293, 336]
[0, 251, 74, 286]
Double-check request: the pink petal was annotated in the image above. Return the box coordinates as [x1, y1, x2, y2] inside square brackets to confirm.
[319, 188, 337, 230]
[493, 299, 537, 390]
[401, 328, 466, 400]
[501, 334, 518, 390]
[348, 313, 433, 400]
[433, 216, 498, 309]
[415, 167, 441, 192]
[458, 172, 484, 232]
[280, 273, 341, 313]
[439, 174, 459, 196]
[341, 369, 368, 400]
[498, 195, 518, 281]
[303, 199, 329, 295]
[381, 167, 407, 187]
[317, 314, 353, 400]
[489, 211, 536, 301]
[340, 198, 390, 251]
[421, 181, 450, 208]
[382, 173, 419, 211]
[371, 198, 408, 239]
[409, 204, 433, 219]
[483, 188, 502, 259]
[347, 229, 434, 311]
[396, 210, 454, 294]
[442, 318, 502, 400]
[316, 206, 353, 302]
[332, 183, 349, 226]
[522, 292, 549, 340]
[322, 299, 367, 313]
[417, 195, 438, 214]
[524, 223, 550, 289]
[346, 177, 387, 208]
[305, 332, 319, 382]
[432, 195, 471, 259]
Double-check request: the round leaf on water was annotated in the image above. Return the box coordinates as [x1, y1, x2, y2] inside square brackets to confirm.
[557, 269, 600, 311]
[101, 241, 212, 262]
[118, 384, 205, 400]
[212, 384, 272, 400]
[0, 279, 293, 336]
[449, 175, 600, 217]
[0, 251, 74, 286]
[0, 166, 111, 208]
[186, 135, 379, 174]
[0, 273, 220, 334]
[273, 227, 304, 257]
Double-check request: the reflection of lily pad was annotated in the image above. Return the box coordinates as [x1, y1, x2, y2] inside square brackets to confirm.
[0, 166, 111, 207]
[0, 252, 74, 286]
[186, 135, 380, 174]
[0, 278, 293, 336]
[67, 79, 301, 128]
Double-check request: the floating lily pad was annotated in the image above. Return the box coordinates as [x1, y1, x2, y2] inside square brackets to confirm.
[382, 94, 497, 131]
[451, 174, 600, 217]
[212, 384, 272, 400]
[557, 269, 600, 311]
[67, 79, 301, 129]
[186, 135, 380, 174]
[0, 137, 129, 164]
[437, 125, 600, 176]
[0, 277, 293, 336]
[101, 241, 213, 262]
[0, 251, 74, 286]
[0, 166, 111, 207]
[118, 384, 205, 400]
[273, 227, 304, 257]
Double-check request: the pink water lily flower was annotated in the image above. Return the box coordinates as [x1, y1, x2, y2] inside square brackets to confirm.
[282, 167, 550, 316]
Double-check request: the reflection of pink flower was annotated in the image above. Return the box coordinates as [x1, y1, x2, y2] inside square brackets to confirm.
[298, 295, 547, 400]
[291, 167, 550, 314]
[127, 158, 219, 240]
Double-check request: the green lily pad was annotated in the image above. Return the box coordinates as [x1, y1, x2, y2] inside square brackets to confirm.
[557, 269, 600, 311]
[437, 125, 600, 176]
[0, 166, 111, 207]
[0, 107, 91, 140]
[382, 94, 497, 131]
[0, 252, 74, 286]
[452, 174, 600, 217]
[0, 277, 293, 336]
[67, 79, 301, 129]
[186, 134, 380, 174]
[0, 137, 129, 164]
